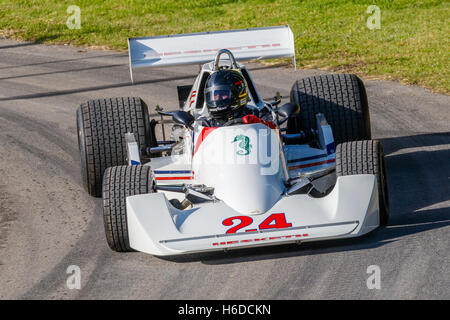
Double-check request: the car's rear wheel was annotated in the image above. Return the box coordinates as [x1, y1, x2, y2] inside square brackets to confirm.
[102, 165, 154, 252]
[287, 74, 371, 144]
[76, 97, 153, 197]
[335, 140, 389, 226]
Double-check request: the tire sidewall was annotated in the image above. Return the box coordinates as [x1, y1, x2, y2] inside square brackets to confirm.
[102, 165, 154, 252]
[76, 107, 91, 195]
[378, 144, 390, 226]
[139, 98, 152, 149]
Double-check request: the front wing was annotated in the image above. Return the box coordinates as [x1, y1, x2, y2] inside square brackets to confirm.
[126, 175, 379, 256]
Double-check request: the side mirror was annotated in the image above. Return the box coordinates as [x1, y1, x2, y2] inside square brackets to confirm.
[277, 103, 299, 124]
[172, 111, 194, 129]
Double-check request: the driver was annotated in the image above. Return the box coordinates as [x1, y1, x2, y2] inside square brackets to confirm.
[199, 69, 275, 128]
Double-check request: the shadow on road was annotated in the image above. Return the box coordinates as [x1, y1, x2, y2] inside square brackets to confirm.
[0, 41, 38, 50]
[0, 61, 287, 102]
[0, 74, 198, 101]
[158, 132, 449, 264]
[0, 63, 126, 81]
[0, 52, 128, 70]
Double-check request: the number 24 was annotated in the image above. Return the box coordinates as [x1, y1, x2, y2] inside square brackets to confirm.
[222, 213, 292, 234]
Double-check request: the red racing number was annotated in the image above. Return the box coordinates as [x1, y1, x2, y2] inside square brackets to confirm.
[258, 213, 292, 230]
[222, 216, 253, 234]
[223, 213, 292, 234]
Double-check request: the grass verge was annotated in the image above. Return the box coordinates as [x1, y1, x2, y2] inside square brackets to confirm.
[0, 0, 448, 93]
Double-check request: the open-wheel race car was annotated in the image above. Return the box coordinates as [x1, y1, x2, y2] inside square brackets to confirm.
[76, 26, 389, 256]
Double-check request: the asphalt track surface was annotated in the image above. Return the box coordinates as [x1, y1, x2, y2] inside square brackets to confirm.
[0, 39, 448, 300]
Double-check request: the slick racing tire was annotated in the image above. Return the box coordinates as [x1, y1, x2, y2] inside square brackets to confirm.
[102, 165, 155, 252]
[76, 97, 152, 197]
[287, 74, 371, 144]
[336, 140, 390, 226]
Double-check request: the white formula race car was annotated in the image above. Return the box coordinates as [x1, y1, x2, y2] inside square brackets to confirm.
[76, 27, 389, 256]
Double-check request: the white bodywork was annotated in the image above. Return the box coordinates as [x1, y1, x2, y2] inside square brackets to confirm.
[127, 175, 379, 256]
[121, 31, 380, 256]
[126, 120, 379, 256]
[128, 25, 295, 83]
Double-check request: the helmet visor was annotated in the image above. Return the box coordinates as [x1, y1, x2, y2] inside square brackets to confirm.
[205, 86, 233, 109]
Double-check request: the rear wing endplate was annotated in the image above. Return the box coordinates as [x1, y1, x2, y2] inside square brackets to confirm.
[128, 25, 296, 83]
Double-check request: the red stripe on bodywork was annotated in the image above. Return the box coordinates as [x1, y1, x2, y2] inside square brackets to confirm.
[192, 127, 218, 157]
[288, 159, 335, 170]
[211, 233, 310, 247]
[164, 51, 182, 56]
[242, 115, 277, 129]
[159, 44, 280, 58]
[155, 176, 193, 180]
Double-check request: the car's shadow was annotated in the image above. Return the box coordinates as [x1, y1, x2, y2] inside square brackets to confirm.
[0, 61, 287, 102]
[156, 132, 449, 264]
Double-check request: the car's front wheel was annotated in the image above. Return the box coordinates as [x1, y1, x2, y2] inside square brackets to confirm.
[102, 165, 154, 252]
[287, 74, 371, 144]
[76, 97, 153, 197]
[335, 140, 389, 226]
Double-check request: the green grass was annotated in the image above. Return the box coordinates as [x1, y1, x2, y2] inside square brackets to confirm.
[0, 0, 449, 93]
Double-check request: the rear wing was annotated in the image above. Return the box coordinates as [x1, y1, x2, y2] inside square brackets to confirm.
[128, 25, 296, 83]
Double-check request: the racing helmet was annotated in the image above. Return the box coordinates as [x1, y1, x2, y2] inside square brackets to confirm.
[204, 69, 249, 118]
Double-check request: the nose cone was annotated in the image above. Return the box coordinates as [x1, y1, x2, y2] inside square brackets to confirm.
[215, 175, 284, 215]
[192, 124, 286, 215]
